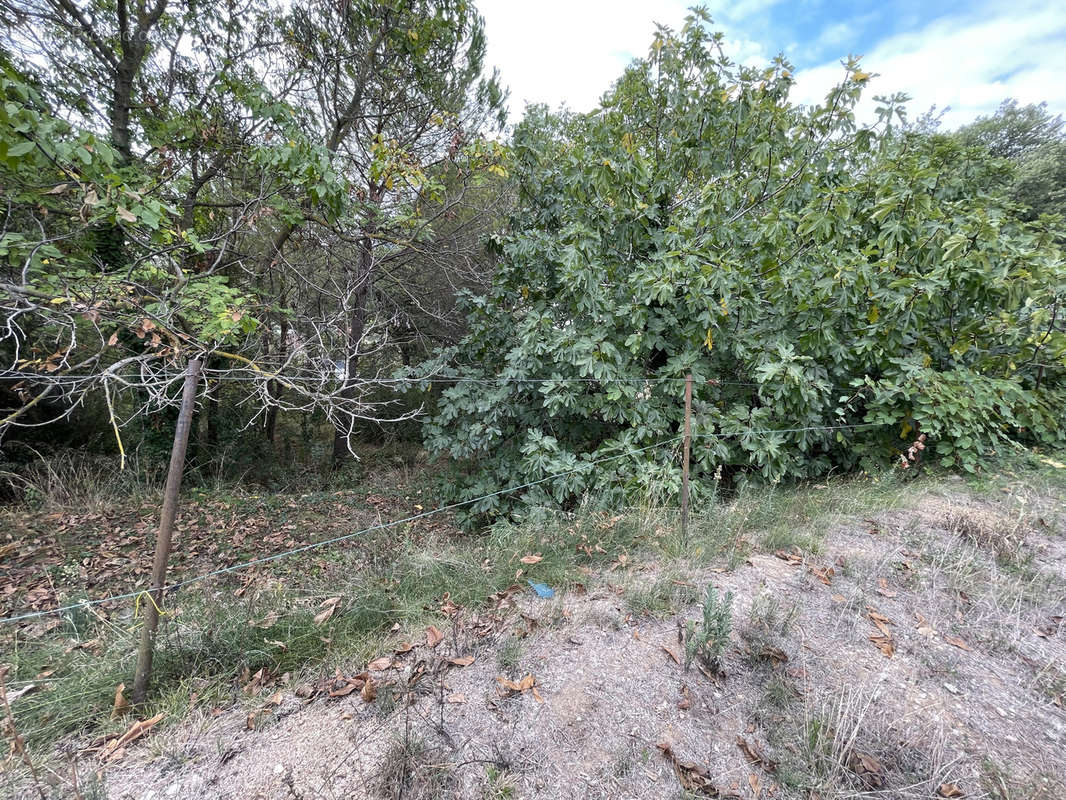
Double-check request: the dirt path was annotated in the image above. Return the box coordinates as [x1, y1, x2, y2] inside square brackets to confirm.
[92, 485, 1066, 800]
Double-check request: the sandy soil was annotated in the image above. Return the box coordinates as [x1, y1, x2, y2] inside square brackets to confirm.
[25, 484, 1066, 800]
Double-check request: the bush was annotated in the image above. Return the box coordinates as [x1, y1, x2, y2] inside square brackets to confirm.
[682, 583, 734, 672]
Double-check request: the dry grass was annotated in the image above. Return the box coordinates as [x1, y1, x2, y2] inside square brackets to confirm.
[4, 455, 1066, 799]
[941, 504, 1032, 562]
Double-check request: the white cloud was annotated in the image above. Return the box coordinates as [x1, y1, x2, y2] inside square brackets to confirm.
[478, 0, 1066, 131]
[478, 0, 690, 120]
[790, 2, 1066, 128]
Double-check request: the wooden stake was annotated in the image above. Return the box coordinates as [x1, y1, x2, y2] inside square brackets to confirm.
[681, 373, 693, 543]
[132, 357, 202, 705]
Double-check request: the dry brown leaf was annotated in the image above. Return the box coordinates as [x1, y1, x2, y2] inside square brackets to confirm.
[876, 578, 898, 598]
[661, 644, 680, 665]
[101, 712, 165, 762]
[737, 736, 777, 772]
[497, 676, 520, 692]
[678, 684, 692, 711]
[448, 655, 475, 667]
[395, 641, 414, 654]
[848, 750, 885, 788]
[808, 565, 834, 585]
[447, 693, 466, 704]
[869, 634, 894, 657]
[111, 683, 129, 719]
[361, 678, 377, 703]
[425, 626, 444, 648]
[313, 597, 340, 625]
[367, 656, 393, 671]
[519, 553, 543, 565]
[748, 772, 761, 797]
[937, 782, 965, 798]
[253, 611, 279, 629]
[657, 742, 724, 796]
[944, 635, 973, 652]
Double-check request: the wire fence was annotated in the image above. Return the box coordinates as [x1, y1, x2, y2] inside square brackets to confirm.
[0, 420, 884, 626]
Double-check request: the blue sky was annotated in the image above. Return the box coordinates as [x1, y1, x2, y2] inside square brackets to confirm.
[478, 0, 1066, 129]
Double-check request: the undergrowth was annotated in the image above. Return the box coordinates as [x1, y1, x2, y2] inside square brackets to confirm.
[5, 452, 1059, 763]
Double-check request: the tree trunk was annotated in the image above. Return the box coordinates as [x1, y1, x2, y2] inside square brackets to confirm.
[264, 315, 287, 443]
[331, 235, 374, 464]
[131, 357, 201, 705]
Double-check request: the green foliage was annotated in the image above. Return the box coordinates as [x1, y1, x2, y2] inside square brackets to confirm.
[425, 13, 1066, 509]
[683, 583, 733, 671]
[957, 99, 1066, 221]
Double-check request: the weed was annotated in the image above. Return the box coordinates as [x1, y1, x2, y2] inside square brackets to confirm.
[747, 590, 797, 636]
[681, 583, 733, 672]
[623, 574, 697, 618]
[943, 505, 1030, 563]
[980, 757, 1066, 800]
[483, 765, 515, 799]
[761, 672, 799, 709]
[377, 731, 454, 800]
[496, 636, 523, 676]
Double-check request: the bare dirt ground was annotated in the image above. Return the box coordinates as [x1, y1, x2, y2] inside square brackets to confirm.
[82, 479, 1066, 800]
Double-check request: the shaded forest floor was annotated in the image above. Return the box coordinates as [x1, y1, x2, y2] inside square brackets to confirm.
[2, 449, 1066, 799]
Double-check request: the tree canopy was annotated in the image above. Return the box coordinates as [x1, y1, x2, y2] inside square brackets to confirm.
[423, 11, 1066, 513]
[0, 0, 506, 459]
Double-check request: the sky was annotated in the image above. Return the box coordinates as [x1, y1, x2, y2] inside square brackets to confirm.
[477, 0, 1066, 130]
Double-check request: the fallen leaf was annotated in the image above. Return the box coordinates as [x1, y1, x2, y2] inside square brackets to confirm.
[944, 635, 973, 652]
[876, 578, 898, 598]
[395, 641, 414, 654]
[446, 693, 466, 704]
[367, 657, 393, 671]
[6, 683, 39, 704]
[496, 674, 538, 698]
[678, 684, 692, 710]
[661, 645, 680, 665]
[100, 712, 165, 762]
[111, 683, 129, 719]
[937, 782, 965, 797]
[808, 565, 834, 585]
[266, 691, 283, 707]
[869, 634, 894, 657]
[848, 750, 885, 788]
[866, 608, 894, 637]
[519, 554, 543, 565]
[425, 625, 444, 648]
[314, 597, 340, 625]
[748, 772, 761, 797]
[737, 736, 778, 772]
[361, 678, 377, 703]
[657, 741, 726, 796]
[253, 611, 279, 629]
[448, 655, 475, 667]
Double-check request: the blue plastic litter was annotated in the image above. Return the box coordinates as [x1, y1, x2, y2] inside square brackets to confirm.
[527, 580, 554, 599]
